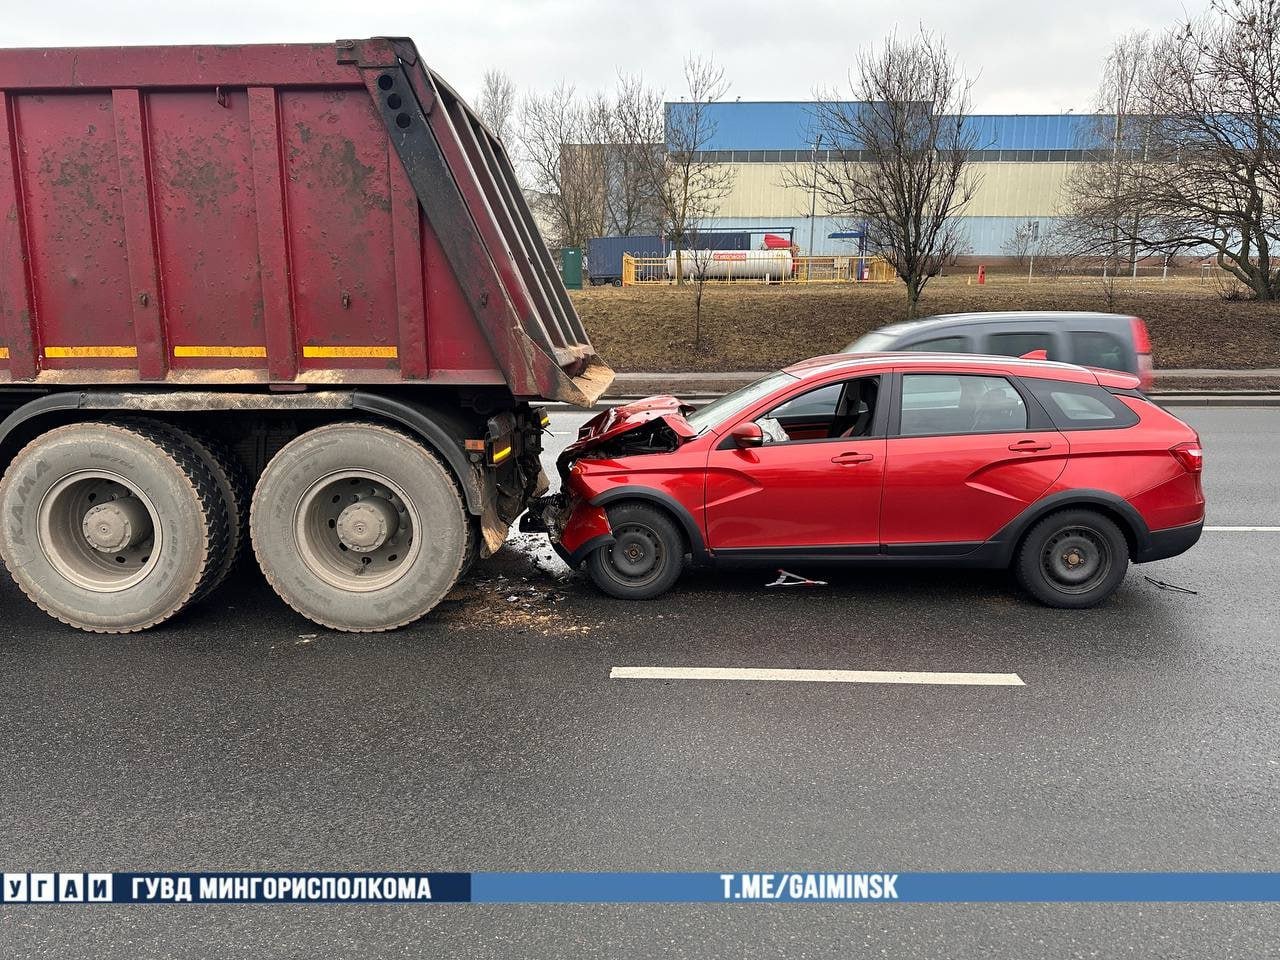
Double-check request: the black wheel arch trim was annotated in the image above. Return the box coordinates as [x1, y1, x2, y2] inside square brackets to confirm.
[564, 532, 616, 568]
[0, 389, 486, 516]
[991, 488, 1152, 565]
[589, 485, 709, 561]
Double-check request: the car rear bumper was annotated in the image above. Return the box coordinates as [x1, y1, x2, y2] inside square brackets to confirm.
[1133, 519, 1203, 563]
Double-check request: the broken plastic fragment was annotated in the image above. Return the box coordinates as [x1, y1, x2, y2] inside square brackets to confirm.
[766, 569, 828, 588]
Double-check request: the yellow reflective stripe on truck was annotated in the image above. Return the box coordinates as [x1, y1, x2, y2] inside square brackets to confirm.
[173, 345, 268, 358]
[44, 346, 138, 359]
[302, 345, 398, 359]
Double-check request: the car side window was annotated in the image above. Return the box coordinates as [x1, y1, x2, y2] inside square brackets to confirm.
[903, 335, 969, 352]
[988, 331, 1057, 359]
[899, 374, 1027, 436]
[1020, 377, 1139, 430]
[767, 382, 842, 420]
[1070, 331, 1127, 371]
[756, 376, 880, 444]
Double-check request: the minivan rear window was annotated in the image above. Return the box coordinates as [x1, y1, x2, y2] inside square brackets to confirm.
[1021, 378, 1139, 430]
[1070, 331, 1128, 370]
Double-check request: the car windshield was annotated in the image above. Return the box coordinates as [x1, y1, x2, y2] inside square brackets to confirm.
[685, 371, 798, 433]
[845, 331, 899, 353]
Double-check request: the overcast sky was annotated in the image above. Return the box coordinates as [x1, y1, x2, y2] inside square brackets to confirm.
[6, 0, 1185, 113]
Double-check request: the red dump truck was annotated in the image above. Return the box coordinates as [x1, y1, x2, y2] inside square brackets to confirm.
[0, 38, 612, 633]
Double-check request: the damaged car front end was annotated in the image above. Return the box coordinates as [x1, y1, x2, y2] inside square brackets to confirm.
[520, 396, 697, 567]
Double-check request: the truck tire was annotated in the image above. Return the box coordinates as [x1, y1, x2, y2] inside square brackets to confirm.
[249, 422, 468, 632]
[146, 422, 248, 599]
[0, 421, 226, 633]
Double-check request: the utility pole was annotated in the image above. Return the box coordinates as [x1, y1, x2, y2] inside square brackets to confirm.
[807, 133, 823, 265]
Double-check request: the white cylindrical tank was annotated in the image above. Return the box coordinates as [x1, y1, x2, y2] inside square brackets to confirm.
[665, 249, 793, 280]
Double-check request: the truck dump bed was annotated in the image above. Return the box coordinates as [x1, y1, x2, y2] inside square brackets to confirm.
[0, 38, 611, 405]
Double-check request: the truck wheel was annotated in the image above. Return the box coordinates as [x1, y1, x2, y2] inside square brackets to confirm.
[0, 421, 225, 633]
[585, 502, 684, 600]
[146, 423, 248, 599]
[249, 422, 468, 632]
[1014, 508, 1130, 609]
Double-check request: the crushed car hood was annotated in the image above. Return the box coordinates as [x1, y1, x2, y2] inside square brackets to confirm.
[560, 395, 697, 465]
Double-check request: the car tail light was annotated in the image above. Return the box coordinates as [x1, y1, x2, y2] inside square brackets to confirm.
[1170, 441, 1203, 474]
[1131, 317, 1154, 390]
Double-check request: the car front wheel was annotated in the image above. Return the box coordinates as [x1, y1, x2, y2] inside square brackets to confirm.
[1014, 508, 1130, 609]
[585, 503, 684, 600]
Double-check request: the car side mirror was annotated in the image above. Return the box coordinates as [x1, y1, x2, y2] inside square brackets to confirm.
[730, 421, 764, 449]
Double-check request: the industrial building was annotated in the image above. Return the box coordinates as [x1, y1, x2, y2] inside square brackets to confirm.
[666, 102, 1101, 258]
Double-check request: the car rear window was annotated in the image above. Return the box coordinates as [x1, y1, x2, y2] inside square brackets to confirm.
[1021, 378, 1139, 430]
[899, 374, 1028, 436]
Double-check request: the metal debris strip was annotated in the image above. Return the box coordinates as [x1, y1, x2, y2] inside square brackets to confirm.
[1143, 576, 1199, 595]
[766, 569, 828, 588]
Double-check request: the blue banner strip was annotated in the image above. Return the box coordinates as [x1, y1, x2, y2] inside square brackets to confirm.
[471, 872, 1280, 903]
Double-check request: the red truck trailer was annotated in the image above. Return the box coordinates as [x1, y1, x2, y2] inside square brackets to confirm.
[0, 37, 612, 633]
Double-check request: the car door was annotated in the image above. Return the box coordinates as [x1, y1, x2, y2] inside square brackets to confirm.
[878, 370, 1070, 551]
[704, 375, 887, 553]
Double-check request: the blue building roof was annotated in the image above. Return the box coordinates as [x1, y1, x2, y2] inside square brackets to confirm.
[665, 101, 1104, 151]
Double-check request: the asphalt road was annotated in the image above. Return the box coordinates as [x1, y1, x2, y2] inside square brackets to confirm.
[1, 406, 1277, 958]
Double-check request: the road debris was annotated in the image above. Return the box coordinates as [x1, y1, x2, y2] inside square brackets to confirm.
[766, 569, 828, 588]
[1143, 576, 1199, 595]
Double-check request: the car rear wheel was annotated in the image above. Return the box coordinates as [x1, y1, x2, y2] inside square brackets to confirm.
[1015, 508, 1129, 608]
[586, 503, 684, 600]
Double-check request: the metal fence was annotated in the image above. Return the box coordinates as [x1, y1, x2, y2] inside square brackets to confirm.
[621, 254, 895, 285]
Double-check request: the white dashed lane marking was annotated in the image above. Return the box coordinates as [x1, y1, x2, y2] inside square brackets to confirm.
[610, 666, 1025, 686]
[1204, 526, 1280, 532]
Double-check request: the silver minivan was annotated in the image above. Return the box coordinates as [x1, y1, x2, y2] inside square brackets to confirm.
[844, 311, 1154, 390]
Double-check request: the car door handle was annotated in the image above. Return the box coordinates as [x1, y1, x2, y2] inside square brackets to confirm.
[831, 451, 874, 465]
[1008, 439, 1052, 452]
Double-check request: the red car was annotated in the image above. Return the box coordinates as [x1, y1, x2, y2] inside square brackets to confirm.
[524, 354, 1204, 608]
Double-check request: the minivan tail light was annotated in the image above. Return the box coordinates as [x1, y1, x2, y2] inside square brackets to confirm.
[1170, 441, 1203, 474]
[1131, 317, 1154, 390]
[1129, 316, 1152, 353]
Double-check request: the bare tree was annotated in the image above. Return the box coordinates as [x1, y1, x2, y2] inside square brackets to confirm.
[687, 246, 718, 350]
[1002, 219, 1042, 268]
[477, 68, 517, 145]
[607, 73, 666, 236]
[1059, 32, 1158, 280]
[518, 83, 610, 249]
[1074, 1, 1280, 300]
[649, 57, 736, 285]
[785, 29, 980, 316]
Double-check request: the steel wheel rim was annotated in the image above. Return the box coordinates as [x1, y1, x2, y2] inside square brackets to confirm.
[37, 470, 163, 592]
[1042, 525, 1112, 595]
[294, 470, 421, 593]
[607, 523, 665, 587]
